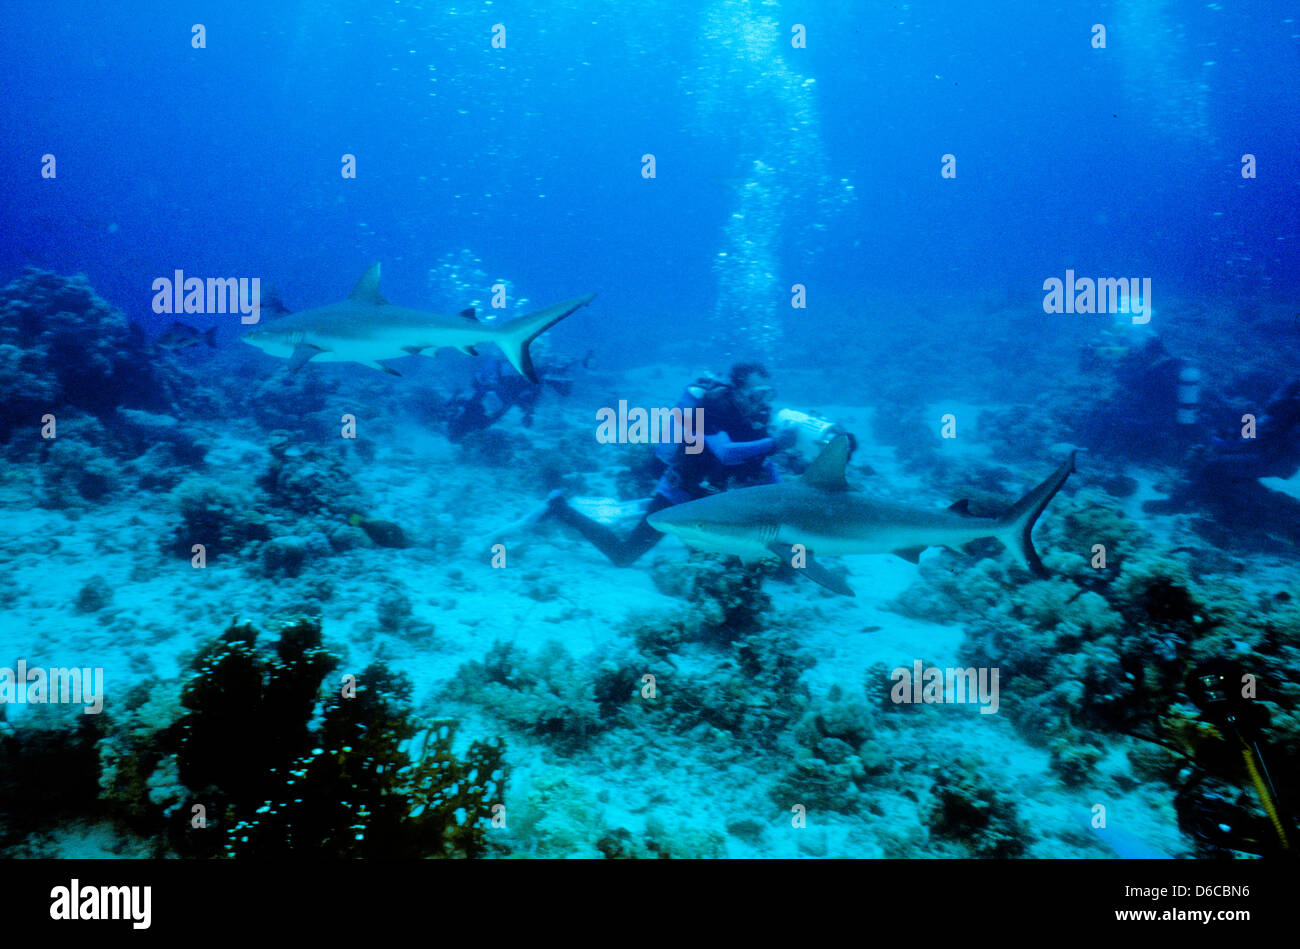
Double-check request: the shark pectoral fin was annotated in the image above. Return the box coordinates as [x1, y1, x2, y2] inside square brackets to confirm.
[372, 362, 402, 376]
[768, 543, 855, 597]
[947, 499, 976, 517]
[287, 343, 325, 373]
[893, 546, 927, 564]
[458, 308, 478, 321]
[401, 345, 429, 355]
[459, 345, 479, 356]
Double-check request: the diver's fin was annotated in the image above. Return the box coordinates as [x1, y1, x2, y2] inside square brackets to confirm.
[769, 542, 855, 597]
[801, 435, 852, 492]
[288, 342, 325, 373]
[349, 263, 388, 305]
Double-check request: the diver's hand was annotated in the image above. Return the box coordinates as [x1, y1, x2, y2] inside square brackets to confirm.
[774, 426, 798, 451]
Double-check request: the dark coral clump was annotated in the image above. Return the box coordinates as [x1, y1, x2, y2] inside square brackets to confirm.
[666, 626, 815, 749]
[88, 619, 506, 858]
[925, 761, 1028, 858]
[168, 477, 270, 560]
[640, 557, 772, 654]
[0, 269, 186, 442]
[0, 717, 105, 852]
[258, 441, 366, 517]
[171, 619, 505, 858]
[176, 620, 338, 814]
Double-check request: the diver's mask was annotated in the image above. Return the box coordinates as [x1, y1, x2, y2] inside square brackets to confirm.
[739, 382, 775, 424]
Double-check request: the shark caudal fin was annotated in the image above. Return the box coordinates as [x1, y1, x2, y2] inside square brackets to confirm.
[493, 294, 596, 382]
[997, 451, 1077, 577]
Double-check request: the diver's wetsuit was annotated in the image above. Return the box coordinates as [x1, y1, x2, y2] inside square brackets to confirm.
[549, 380, 780, 567]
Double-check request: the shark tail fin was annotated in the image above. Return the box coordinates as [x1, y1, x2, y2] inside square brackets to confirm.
[493, 294, 596, 382]
[997, 451, 1076, 577]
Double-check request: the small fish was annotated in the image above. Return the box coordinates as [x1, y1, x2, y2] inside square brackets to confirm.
[157, 322, 217, 351]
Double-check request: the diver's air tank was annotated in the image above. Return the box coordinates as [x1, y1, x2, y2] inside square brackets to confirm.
[1177, 365, 1201, 425]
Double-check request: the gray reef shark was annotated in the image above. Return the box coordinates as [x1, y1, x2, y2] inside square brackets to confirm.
[647, 435, 1076, 596]
[242, 263, 595, 381]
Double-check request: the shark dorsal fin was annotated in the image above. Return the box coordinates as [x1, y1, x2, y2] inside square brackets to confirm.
[349, 263, 388, 305]
[802, 434, 851, 491]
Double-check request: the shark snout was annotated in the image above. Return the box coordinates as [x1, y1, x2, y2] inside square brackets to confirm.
[645, 508, 681, 531]
[646, 507, 710, 537]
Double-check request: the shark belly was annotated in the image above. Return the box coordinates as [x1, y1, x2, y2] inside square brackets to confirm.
[306, 336, 411, 363]
[776, 508, 1002, 557]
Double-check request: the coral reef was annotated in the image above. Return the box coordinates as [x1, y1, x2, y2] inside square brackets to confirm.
[641, 555, 772, 653]
[924, 759, 1028, 858]
[38, 438, 121, 508]
[443, 641, 604, 753]
[770, 686, 890, 813]
[0, 269, 187, 442]
[879, 474, 1300, 851]
[168, 476, 270, 560]
[258, 439, 366, 517]
[95, 619, 506, 858]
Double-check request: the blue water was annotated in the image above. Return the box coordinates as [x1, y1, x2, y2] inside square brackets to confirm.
[4, 2, 1296, 356]
[1, 1, 1297, 860]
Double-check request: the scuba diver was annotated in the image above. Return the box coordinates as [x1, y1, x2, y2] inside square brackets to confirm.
[443, 349, 592, 441]
[1180, 378, 1300, 487]
[535, 362, 799, 566]
[1074, 335, 1207, 466]
[1075, 332, 1300, 541]
[1143, 376, 1300, 534]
